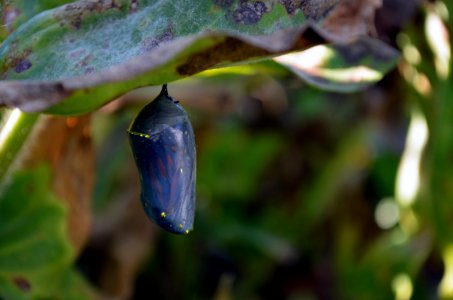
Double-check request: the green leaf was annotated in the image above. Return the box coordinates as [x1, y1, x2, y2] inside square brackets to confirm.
[47, 269, 96, 300]
[0, 0, 398, 114]
[3, 0, 75, 28]
[0, 0, 75, 43]
[0, 165, 75, 300]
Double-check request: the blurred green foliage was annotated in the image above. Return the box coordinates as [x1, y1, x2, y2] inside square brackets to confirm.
[0, 165, 92, 300]
[86, 70, 414, 299]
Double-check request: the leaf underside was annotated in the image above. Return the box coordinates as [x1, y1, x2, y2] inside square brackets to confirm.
[0, 0, 399, 115]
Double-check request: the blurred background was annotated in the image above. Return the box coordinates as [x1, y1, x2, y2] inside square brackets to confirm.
[78, 0, 451, 297]
[2, 0, 453, 299]
[86, 70, 410, 299]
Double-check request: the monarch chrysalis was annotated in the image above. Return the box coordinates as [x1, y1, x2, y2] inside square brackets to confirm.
[128, 84, 196, 234]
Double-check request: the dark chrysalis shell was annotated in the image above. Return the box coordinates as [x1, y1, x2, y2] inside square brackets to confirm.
[128, 84, 196, 234]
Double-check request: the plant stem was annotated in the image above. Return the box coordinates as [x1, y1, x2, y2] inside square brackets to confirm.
[0, 108, 39, 181]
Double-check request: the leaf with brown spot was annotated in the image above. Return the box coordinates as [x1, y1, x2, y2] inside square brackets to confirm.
[0, 165, 75, 299]
[0, 0, 396, 115]
[1, 0, 75, 32]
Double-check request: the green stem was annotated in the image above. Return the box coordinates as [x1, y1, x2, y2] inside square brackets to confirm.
[0, 108, 39, 181]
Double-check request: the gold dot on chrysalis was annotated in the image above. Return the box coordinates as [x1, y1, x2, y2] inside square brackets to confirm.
[185, 230, 189, 234]
[179, 224, 183, 229]
[160, 212, 166, 218]
[128, 130, 151, 139]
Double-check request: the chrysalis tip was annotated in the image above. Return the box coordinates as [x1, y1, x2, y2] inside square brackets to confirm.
[161, 84, 168, 97]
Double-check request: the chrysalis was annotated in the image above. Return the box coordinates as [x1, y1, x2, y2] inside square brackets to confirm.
[128, 84, 196, 234]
